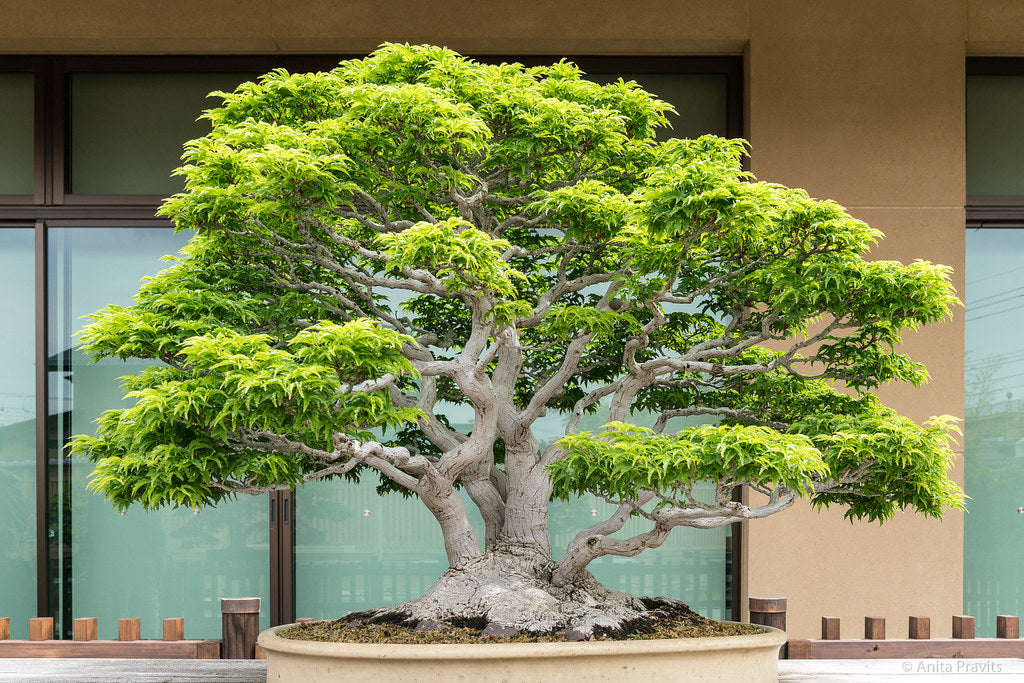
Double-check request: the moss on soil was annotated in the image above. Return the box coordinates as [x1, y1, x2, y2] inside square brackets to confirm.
[279, 601, 763, 644]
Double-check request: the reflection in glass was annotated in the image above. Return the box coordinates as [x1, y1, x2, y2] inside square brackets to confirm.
[295, 406, 727, 621]
[964, 229, 1024, 636]
[587, 73, 729, 140]
[967, 76, 1024, 196]
[0, 228, 36, 638]
[71, 73, 253, 195]
[48, 227, 269, 639]
[0, 74, 34, 195]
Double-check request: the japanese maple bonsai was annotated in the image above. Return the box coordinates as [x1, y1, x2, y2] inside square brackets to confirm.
[73, 44, 962, 638]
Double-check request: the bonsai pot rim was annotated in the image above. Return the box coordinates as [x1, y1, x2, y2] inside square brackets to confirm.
[258, 621, 787, 682]
[259, 621, 785, 659]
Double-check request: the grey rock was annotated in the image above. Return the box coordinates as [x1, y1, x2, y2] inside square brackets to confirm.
[480, 623, 520, 637]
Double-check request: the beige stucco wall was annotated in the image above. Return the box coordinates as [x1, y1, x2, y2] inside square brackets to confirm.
[743, 1, 968, 638]
[5, 0, 1023, 640]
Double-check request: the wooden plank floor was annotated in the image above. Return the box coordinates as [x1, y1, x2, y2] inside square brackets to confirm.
[779, 658, 1024, 681]
[0, 658, 266, 682]
[2, 657, 1022, 681]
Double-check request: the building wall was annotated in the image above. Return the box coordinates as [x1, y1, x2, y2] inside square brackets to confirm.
[745, 1, 967, 638]
[3, 0, 1020, 639]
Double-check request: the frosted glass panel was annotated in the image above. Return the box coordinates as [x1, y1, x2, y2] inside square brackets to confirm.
[588, 73, 729, 140]
[48, 227, 269, 639]
[0, 228, 36, 639]
[964, 229, 1024, 636]
[295, 405, 727, 620]
[70, 73, 252, 195]
[294, 478, 469, 619]
[967, 75, 1024, 196]
[294, 483, 727, 621]
[0, 74, 34, 194]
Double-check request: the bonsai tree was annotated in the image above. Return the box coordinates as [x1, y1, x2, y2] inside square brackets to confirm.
[73, 44, 962, 636]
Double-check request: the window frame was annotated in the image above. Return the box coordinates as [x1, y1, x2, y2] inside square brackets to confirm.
[967, 58, 1024, 228]
[0, 53, 744, 634]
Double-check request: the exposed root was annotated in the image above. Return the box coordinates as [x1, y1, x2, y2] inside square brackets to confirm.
[340, 551, 696, 638]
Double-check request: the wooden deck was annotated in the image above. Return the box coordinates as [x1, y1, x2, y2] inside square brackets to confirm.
[0, 658, 266, 681]
[2, 657, 1022, 681]
[779, 658, 1024, 681]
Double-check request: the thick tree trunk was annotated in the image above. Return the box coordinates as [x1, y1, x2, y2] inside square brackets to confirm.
[355, 550, 659, 637]
[497, 436, 554, 561]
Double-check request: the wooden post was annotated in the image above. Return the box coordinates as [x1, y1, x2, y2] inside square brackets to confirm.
[864, 617, 885, 640]
[118, 618, 141, 641]
[73, 617, 98, 641]
[908, 616, 930, 639]
[748, 597, 787, 659]
[0, 618, 9, 640]
[821, 616, 840, 640]
[997, 615, 1020, 639]
[748, 597, 787, 631]
[163, 618, 185, 641]
[28, 617, 53, 641]
[221, 597, 261, 659]
[953, 615, 976, 639]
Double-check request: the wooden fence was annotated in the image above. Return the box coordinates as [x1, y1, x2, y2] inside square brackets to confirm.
[0, 598, 262, 659]
[748, 597, 1024, 659]
[7, 595, 1020, 660]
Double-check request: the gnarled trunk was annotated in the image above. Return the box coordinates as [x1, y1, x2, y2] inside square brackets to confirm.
[356, 550, 656, 637]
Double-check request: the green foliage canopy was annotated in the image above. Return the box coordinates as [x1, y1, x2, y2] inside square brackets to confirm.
[73, 45, 961, 559]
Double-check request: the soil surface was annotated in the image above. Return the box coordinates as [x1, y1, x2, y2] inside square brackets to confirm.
[279, 598, 762, 644]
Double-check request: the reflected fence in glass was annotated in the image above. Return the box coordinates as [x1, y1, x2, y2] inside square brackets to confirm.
[0, 228, 36, 639]
[964, 228, 1024, 637]
[46, 227, 269, 639]
[294, 478, 727, 621]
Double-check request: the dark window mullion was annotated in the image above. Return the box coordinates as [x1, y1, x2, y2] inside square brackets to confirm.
[34, 220, 48, 620]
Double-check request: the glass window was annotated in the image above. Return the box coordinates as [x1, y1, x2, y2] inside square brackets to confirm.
[294, 479, 465, 619]
[588, 73, 729, 140]
[70, 73, 253, 195]
[964, 228, 1024, 636]
[0, 74, 35, 195]
[967, 75, 1024, 196]
[0, 228, 36, 638]
[48, 227, 269, 639]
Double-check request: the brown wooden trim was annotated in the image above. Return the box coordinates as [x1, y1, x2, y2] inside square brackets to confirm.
[786, 638, 1024, 660]
[41, 218, 173, 228]
[281, 488, 294, 625]
[117, 618, 141, 642]
[966, 196, 1024, 227]
[997, 615, 1020, 639]
[953, 615, 976, 639]
[968, 57, 1024, 76]
[33, 219, 48, 622]
[269, 489, 295, 626]
[61, 194, 169, 207]
[72, 618, 97, 641]
[0, 206, 168, 221]
[821, 617, 840, 640]
[28, 618, 52, 641]
[49, 58, 65, 206]
[864, 617, 885, 640]
[729, 486, 744, 623]
[0, 639, 220, 659]
[269, 492, 280, 626]
[908, 616, 930, 640]
[162, 618, 184, 642]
